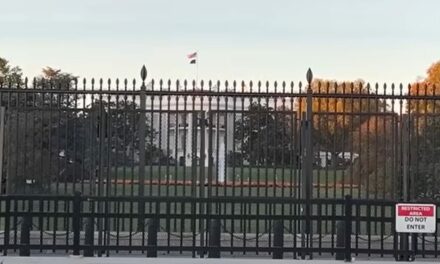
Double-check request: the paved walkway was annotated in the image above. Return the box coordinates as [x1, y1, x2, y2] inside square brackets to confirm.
[0, 256, 439, 264]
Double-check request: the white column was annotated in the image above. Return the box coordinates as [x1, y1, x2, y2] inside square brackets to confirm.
[218, 139, 226, 183]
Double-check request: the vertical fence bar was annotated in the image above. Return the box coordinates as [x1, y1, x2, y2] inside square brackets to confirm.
[335, 220, 345, 260]
[207, 81, 214, 253]
[19, 212, 32, 256]
[273, 219, 284, 259]
[165, 80, 171, 249]
[399, 115, 410, 260]
[3, 196, 10, 255]
[198, 98, 206, 258]
[0, 106, 4, 194]
[147, 217, 159, 258]
[344, 195, 352, 262]
[208, 218, 221, 258]
[84, 209, 95, 257]
[72, 192, 81, 255]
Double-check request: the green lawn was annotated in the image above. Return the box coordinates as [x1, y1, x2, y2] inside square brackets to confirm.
[110, 166, 347, 184]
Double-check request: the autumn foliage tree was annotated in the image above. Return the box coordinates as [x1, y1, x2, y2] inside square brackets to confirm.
[297, 79, 386, 165]
[351, 115, 398, 198]
[407, 61, 440, 200]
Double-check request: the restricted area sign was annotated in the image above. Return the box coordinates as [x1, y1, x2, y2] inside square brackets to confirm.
[395, 203, 436, 233]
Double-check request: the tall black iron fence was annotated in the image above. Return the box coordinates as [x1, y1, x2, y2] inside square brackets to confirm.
[1, 67, 439, 201]
[1, 66, 440, 258]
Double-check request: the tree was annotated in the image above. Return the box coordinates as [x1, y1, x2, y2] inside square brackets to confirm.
[0, 57, 23, 85]
[297, 79, 386, 165]
[41, 66, 77, 87]
[84, 99, 157, 166]
[234, 102, 295, 166]
[351, 60, 440, 200]
[351, 115, 397, 198]
[3, 66, 79, 193]
[407, 60, 440, 200]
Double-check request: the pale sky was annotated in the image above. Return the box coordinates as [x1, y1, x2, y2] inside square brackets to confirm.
[1, 0, 440, 84]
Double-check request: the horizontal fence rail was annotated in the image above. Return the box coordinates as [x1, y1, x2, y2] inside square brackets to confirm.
[1, 194, 433, 259]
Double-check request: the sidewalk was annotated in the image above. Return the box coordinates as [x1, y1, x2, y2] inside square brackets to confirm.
[0, 256, 439, 264]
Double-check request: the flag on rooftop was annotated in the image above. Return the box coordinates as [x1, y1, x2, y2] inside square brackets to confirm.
[187, 52, 197, 64]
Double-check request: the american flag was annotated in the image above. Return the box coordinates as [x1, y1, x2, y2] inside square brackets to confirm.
[187, 52, 197, 64]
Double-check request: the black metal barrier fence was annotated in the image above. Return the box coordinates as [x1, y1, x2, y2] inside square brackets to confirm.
[0, 193, 438, 260]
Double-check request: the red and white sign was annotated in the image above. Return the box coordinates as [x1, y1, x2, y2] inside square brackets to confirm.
[395, 203, 436, 233]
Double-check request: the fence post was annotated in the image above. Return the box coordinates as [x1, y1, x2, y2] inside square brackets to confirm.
[19, 214, 32, 256]
[72, 192, 81, 255]
[137, 65, 147, 231]
[208, 219, 221, 258]
[147, 218, 159, 258]
[399, 115, 410, 261]
[344, 195, 352, 262]
[335, 221, 345, 260]
[300, 68, 314, 260]
[84, 216, 95, 257]
[3, 196, 10, 256]
[0, 106, 5, 194]
[273, 220, 284, 259]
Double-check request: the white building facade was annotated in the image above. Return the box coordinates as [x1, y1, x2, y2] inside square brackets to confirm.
[149, 97, 245, 171]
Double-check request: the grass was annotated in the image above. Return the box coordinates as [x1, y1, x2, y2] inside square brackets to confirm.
[109, 165, 347, 184]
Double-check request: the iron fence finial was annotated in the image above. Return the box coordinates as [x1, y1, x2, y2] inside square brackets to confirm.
[306, 68, 313, 84]
[141, 65, 147, 82]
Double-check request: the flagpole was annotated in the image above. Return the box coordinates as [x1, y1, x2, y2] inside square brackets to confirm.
[196, 50, 199, 88]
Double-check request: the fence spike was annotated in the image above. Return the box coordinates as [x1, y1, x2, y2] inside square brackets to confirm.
[140, 65, 147, 81]
[306, 68, 313, 84]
